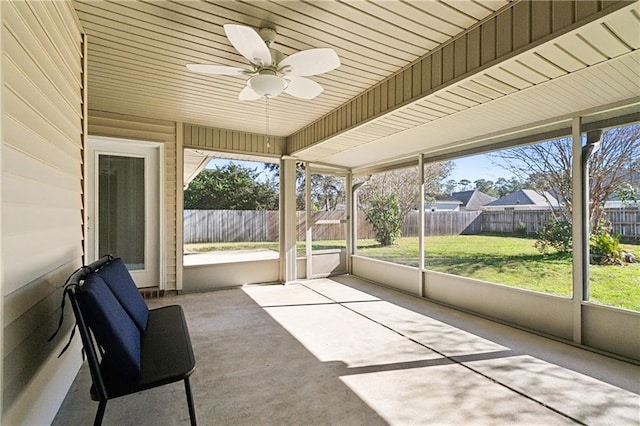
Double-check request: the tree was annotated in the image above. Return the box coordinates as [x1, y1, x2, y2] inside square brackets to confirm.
[615, 182, 639, 207]
[458, 179, 472, 191]
[490, 124, 640, 228]
[264, 163, 345, 211]
[443, 179, 458, 194]
[358, 161, 453, 222]
[363, 194, 402, 246]
[184, 163, 278, 210]
[309, 174, 344, 211]
[474, 179, 497, 197]
[494, 177, 525, 197]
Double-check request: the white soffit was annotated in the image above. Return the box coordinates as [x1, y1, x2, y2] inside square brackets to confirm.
[184, 149, 212, 186]
[296, 2, 640, 169]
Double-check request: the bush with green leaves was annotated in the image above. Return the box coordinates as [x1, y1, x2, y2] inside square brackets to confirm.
[589, 227, 622, 265]
[363, 194, 402, 246]
[588, 221, 635, 265]
[535, 218, 572, 254]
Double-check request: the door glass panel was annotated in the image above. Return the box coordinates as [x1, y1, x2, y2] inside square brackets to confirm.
[98, 155, 145, 270]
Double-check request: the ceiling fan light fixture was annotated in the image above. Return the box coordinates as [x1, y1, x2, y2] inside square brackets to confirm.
[248, 74, 287, 98]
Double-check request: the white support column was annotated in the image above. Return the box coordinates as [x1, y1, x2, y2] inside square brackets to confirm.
[571, 117, 584, 344]
[345, 172, 353, 274]
[305, 165, 312, 279]
[175, 122, 184, 292]
[0, 1, 5, 413]
[81, 33, 89, 266]
[281, 158, 298, 283]
[418, 155, 425, 297]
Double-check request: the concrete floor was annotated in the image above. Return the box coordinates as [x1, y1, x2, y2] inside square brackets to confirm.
[54, 275, 640, 425]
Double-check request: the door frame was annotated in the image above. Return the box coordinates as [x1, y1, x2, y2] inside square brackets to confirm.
[305, 166, 349, 279]
[86, 136, 165, 289]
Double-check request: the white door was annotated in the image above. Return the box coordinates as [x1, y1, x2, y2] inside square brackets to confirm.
[87, 137, 162, 288]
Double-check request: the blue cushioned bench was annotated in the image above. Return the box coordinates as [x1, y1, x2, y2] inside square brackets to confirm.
[62, 255, 197, 425]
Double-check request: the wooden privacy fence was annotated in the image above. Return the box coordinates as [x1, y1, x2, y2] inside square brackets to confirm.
[403, 210, 483, 236]
[185, 210, 482, 242]
[184, 210, 349, 243]
[605, 208, 640, 240]
[184, 209, 280, 243]
[184, 208, 640, 243]
[480, 208, 640, 239]
[480, 210, 553, 234]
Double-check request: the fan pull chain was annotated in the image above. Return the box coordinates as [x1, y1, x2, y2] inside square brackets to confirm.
[265, 97, 270, 150]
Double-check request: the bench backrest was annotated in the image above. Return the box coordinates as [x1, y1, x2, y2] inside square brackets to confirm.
[96, 258, 149, 333]
[78, 273, 142, 378]
[66, 255, 148, 399]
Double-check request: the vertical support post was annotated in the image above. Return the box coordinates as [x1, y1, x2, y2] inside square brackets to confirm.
[351, 181, 359, 259]
[345, 172, 353, 274]
[305, 165, 312, 279]
[280, 158, 298, 283]
[581, 129, 601, 302]
[418, 155, 425, 297]
[81, 33, 89, 266]
[571, 117, 583, 344]
[0, 1, 5, 413]
[175, 122, 184, 292]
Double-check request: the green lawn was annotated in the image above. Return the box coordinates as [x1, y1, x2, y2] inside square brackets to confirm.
[357, 235, 639, 311]
[185, 235, 640, 311]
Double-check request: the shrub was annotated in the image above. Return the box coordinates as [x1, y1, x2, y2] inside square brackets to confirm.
[590, 229, 622, 265]
[363, 194, 402, 246]
[589, 221, 627, 265]
[535, 218, 572, 254]
[515, 221, 527, 235]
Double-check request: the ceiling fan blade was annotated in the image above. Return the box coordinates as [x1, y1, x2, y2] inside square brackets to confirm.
[239, 85, 262, 101]
[279, 48, 340, 77]
[224, 24, 272, 67]
[284, 77, 323, 99]
[186, 64, 247, 75]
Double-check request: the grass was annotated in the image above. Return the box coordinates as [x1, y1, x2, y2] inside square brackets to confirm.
[357, 235, 639, 311]
[185, 235, 639, 311]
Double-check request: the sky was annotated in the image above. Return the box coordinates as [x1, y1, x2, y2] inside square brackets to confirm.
[448, 153, 515, 184]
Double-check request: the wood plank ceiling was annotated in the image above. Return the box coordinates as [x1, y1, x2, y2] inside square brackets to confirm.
[75, 0, 639, 172]
[74, 0, 507, 136]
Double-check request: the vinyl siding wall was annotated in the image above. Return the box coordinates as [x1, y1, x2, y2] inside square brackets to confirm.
[88, 110, 178, 290]
[1, 0, 84, 421]
[183, 122, 285, 157]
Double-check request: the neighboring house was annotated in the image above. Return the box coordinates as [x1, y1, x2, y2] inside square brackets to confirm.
[426, 195, 464, 211]
[484, 189, 560, 211]
[451, 190, 497, 211]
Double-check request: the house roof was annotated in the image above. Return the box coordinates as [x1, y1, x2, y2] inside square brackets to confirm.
[451, 190, 497, 210]
[74, 1, 640, 172]
[485, 189, 560, 208]
[433, 195, 463, 204]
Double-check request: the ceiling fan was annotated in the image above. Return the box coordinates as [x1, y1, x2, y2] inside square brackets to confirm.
[187, 24, 340, 100]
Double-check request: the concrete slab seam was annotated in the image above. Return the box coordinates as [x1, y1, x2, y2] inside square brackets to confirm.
[299, 282, 588, 426]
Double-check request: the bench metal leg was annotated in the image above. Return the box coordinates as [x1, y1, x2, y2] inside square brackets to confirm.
[184, 378, 197, 426]
[94, 400, 107, 426]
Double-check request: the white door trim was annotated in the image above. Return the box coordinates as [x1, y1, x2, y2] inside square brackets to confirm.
[87, 136, 165, 290]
